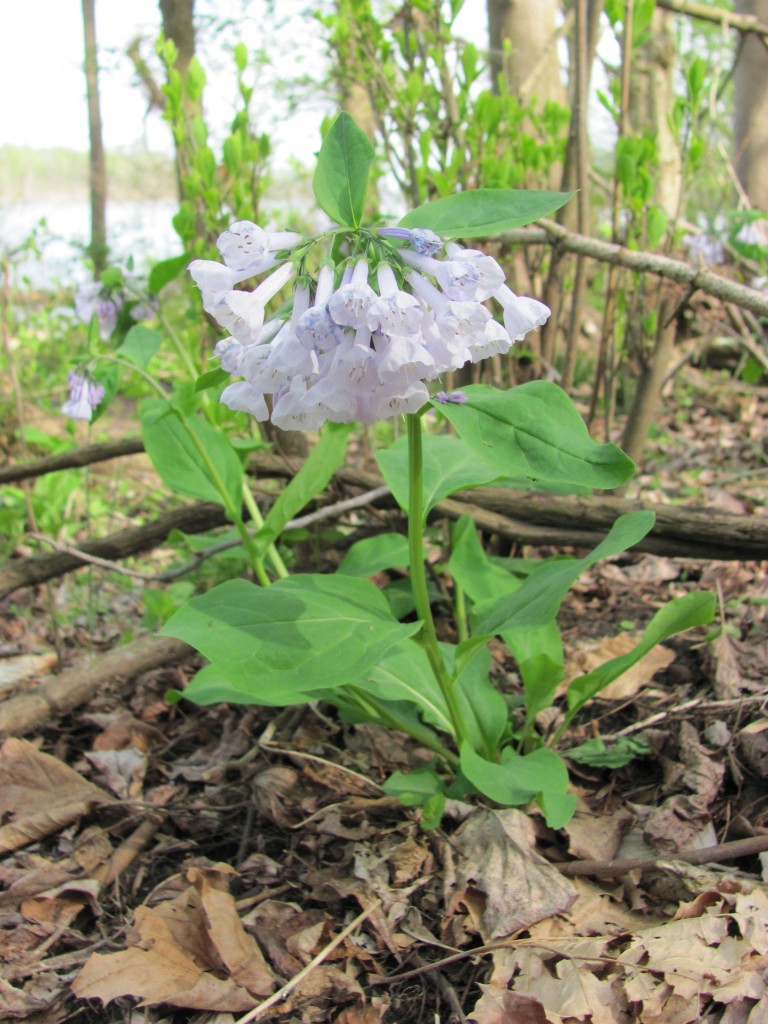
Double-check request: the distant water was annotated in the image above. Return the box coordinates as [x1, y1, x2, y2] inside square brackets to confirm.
[0, 199, 180, 290]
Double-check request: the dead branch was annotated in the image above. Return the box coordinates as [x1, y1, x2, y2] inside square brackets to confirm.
[557, 834, 768, 877]
[0, 634, 192, 738]
[0, 437, 145, 485]
[502, 220, 768, 320]
[656, 0, 768, 40]
[0, 501, 228, 600]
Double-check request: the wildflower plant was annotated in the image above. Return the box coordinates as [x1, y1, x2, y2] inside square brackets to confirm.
[161, 115, 715, 827]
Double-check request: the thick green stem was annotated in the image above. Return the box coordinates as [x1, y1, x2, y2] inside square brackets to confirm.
[406, 413, 465, 743]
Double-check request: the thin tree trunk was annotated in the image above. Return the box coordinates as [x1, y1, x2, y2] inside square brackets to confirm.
[734, 0, 768, 210]
[81, 0, 108, 275]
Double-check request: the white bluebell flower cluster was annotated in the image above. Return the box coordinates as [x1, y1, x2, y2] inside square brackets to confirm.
[189, 221, 550, 430]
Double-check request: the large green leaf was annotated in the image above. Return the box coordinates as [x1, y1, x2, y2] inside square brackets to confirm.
[160, 574, 420, 702]
[471, 510, 655, 636]
[376, 432, 502, 516]
[358, 639, 453, 736]
[399, 188, 575, 238]
[253, 422, 352, 556]
[432, 383, 635, 489]
[140, 399, 243, 514]
[566, 591, 716, 716]
[167, 663, 317, 707]
[312, 112, 375, 228]
[148, 253, 189, 295]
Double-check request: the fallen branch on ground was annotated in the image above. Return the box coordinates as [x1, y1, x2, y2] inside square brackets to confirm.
[0, 634, 192, 738]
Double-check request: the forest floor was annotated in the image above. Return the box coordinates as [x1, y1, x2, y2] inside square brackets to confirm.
[1, 366, 767, 1024]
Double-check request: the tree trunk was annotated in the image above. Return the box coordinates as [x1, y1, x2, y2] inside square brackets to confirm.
[628, 6, 682, 220]
[487, 0, 566, 107]
[81, 0, 108, 276]
[160, 0, 196, 75]
[734, 0, 768, 210]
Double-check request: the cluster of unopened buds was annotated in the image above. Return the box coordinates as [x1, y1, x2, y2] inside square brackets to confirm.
[190, 222, 550, 430]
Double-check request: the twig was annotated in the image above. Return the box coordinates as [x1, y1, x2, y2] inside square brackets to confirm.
[233, 900, 382, 1024]
[502, 220, 768, 318]
[607, 693, 768, 738]
[25, 485, 392, 583]
[557, 834, 768, 877]
[656, 0, 768, 40]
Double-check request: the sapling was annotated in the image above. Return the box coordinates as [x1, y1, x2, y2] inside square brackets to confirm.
[158, 113, 715, 828]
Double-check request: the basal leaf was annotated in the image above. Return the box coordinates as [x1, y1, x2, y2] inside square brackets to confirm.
[160, 574, 420, 702]
[471, 510, 655, 636]
[400, 188, 575, 238]
[432, 382, 635, 489]
[459, 743, 574, 826]
[566, 591, 716, 716]
[312, 112, 375, 227]
[358, 639, 453, 736]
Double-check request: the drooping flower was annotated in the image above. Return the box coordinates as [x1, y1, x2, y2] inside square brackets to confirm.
[62, 370, 105, 422]
[194, 218, 550, 430]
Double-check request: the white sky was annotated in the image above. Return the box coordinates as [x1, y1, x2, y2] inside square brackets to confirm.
[0, 1, 497, 166]
[0, 0, 342, 165]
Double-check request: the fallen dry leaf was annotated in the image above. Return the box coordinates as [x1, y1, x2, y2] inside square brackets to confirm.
[72, 864, 275, 1011]
[564, 634, 675, 700]
[445, 809, 577, 941]
[562, 805, 633, 862]
[0, 738, 113, 854]
[469, 986, 552, 1024]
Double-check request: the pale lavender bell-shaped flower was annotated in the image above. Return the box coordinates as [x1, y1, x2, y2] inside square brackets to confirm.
[62, 371, 105, 421]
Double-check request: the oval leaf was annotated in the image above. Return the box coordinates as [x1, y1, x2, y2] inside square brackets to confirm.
[312, 112, 375, 228]
[432, 382, 635, 490]
[400, 188, 576, 238]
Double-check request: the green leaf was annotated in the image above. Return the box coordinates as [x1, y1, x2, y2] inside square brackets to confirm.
[338, 533, 410, 576]
[377, 433, 502, 516]
[117, 325, 162, 370]
[253, 422, 352, 556]
[167, 663, 315, 707]
[194, 367, 230, 393]
[148, 253, 189, 295]
[448, 517, 563, 723]
[566, 591, 715, 716]
[312, 112, 375, 227]
[160, 574, 421, 703]
[472, 511, 655, 636]
[400, 188, 575, 238]
[452, 641, 509, 755]
[432, 383, 635, 489]
[359, 639, 453, 736]
[383, 769, 446, 825]
[566, 736, 651, 768]
[140, 399, 243, 514]
[459, 743, 574, 827]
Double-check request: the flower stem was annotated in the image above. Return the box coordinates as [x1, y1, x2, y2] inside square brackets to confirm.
[345, 685, 459, 769]
[240, 480, 289, 580]
[406, 413, 465, 744]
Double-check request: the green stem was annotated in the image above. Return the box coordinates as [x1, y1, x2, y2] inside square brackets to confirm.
[176, 411, 270, 586]
[406, 412, 465, 743]
[454, 580, 468, 644]
[240, 481, 289, 580]
[345, 685, 459, 769]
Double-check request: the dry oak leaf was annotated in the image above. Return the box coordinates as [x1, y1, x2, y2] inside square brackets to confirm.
[446, 809, 577, 941]
[72, 864, 275, 1011]
[0, 738, 114, 854]
[563, 633, 674, 701]
[468, 986, 553, 1024]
